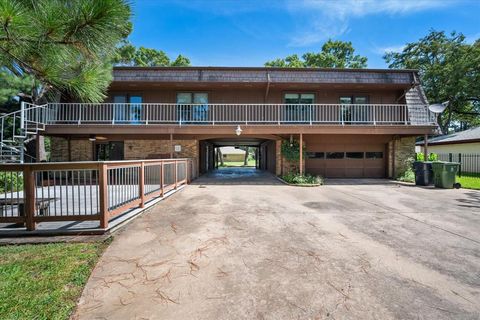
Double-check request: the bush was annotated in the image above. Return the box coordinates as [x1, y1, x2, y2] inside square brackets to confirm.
[0, 172, 23, 193]
[281, 173, 323, 185]
[396, 167, 415, 183]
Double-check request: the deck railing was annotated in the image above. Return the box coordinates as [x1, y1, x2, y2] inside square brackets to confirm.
[45, 103, 434, 126]
[0, 158, 196, 231]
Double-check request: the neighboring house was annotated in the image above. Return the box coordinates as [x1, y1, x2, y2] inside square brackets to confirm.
[416, 126, 480, 154]
[219, 147, 246, 162]
[4, 67, 437, 178]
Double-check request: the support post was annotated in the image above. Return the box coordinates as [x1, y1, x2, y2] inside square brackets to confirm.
[170, 133, 174, 158]
[299, 133, 303, 175]
[98, 164, 109, 229]
[139, 162, 145, 208]
[174, 160, 178, 189]
[424, 134, 428, 161]
[160, 162, 164, 197]
[23, 166, 36, 231]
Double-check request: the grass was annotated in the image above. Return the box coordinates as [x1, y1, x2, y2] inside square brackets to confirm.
[457, 173, 480, 190]
[0, 241, 110, 320]
[219, 159, 256, 167]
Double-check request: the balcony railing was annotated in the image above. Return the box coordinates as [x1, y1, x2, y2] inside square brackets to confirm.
[45, 103, 435, 126]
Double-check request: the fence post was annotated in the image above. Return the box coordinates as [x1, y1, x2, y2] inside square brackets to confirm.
[23, 166, 36, 231]
[185, 160, 188, 184]
[139, 162, 145, 208]
[160, 162, 164, 197]
[174, 160, 178, 189]
[449, 153, 452, 162]
[458, 153, 462, 177]
[98, 163, 109, 229]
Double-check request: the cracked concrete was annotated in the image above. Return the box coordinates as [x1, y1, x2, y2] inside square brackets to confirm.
[73, 169, 480, 319]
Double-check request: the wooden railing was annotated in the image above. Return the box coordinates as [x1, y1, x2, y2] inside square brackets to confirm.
[45, 103, 435, 126]
[0, 158, 196, 231]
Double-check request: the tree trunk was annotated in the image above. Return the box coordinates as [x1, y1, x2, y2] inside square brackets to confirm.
[243, 147, 249, 166]
[217, 148, 224, 166]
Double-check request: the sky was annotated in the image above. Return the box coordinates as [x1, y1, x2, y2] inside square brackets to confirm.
[128, 0, 480, 68]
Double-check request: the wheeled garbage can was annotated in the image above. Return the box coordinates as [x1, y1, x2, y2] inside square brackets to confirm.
[432, 162, 460, 189]
[413, 161, 433, 186]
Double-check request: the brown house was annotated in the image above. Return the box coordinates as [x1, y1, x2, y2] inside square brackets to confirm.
[44, 66, 436, 179]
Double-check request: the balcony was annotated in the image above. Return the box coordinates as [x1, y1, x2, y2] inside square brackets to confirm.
[45, 103, 435, 126]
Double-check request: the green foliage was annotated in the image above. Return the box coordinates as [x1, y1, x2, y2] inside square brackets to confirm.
[0, 241, 109, 319]
[456, 173, 480, 190]
[0, 171, 23, 193]
[416, 152, 438, 161]
[281, 139, 306, 162]
[384, 30, 480, 132]
[282, 173, 323, 185]
[396, 167, 415, 183]
[0, 0, 132, 102]
[265, 39, 367, 68]
[0, 71, 35, 104]
[113, 42, 191, 67]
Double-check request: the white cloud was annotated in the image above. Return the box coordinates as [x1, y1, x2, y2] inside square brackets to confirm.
[287, 0, 456, 46]
[374, 44, 406, 55]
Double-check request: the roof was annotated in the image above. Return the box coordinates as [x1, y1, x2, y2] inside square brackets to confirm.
[112, 66, 419, 86]
[417, 126, 480, 145]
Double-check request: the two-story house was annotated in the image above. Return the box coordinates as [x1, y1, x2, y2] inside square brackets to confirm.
[40, 66, 435, 179]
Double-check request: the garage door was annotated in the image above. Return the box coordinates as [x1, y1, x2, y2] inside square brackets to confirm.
[305, 149, 386, 178]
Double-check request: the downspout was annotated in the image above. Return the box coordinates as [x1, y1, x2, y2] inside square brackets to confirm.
[264, 71, 271, 102]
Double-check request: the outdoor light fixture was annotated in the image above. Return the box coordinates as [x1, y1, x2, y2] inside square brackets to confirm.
[235, 125, 242, 136]
[88, 135, 96, 142]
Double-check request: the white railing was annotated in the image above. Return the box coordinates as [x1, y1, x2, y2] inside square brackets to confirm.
[45, 103, 434, 126]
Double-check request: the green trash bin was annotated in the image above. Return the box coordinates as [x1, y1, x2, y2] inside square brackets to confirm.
[432, 162, 460, 189]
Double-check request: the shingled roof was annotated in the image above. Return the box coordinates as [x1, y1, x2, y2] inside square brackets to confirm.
[112, 66, 419, 86]
[417, 126, 480, 145]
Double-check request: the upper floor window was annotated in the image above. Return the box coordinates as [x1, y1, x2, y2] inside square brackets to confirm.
[176, 93, 208, 122]
[284, 93, 315, 104]
[339, 96, 370, 123]
[113, 94, 142, 123]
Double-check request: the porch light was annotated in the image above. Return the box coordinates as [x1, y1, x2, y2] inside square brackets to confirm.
[235, 125, 242, 136]
[88, 135, 96, 142]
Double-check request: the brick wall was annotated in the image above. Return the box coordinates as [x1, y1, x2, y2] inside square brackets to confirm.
[50, 138, 93, 162]
[124, 139, 198, 160]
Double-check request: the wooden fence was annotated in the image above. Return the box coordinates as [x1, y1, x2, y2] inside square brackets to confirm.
[0, 158, 196, 231]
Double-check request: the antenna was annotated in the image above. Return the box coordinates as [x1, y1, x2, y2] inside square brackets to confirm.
[428, 101, 449, 114]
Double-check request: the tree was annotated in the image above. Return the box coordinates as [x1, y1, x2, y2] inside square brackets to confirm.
[384, 31, 480, 132]
[265, 40, 368, 68]
[0, 0, 132, 103]
[113, 42, 191, 67]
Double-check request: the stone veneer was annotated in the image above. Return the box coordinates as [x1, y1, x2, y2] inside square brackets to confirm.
[388, 136, 416, 178]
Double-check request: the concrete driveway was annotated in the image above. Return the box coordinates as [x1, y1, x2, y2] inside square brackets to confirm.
[74, 169, 480, 319]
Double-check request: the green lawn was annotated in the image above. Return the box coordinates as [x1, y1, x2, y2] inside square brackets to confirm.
[457, 173, 480, 190]
[220, 159, 256, 167]
[0, 241, 110, 320]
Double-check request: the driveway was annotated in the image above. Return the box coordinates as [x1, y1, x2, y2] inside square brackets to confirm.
[74, 169, 480, 319]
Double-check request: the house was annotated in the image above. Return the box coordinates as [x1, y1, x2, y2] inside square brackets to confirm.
[416, 126, 480, 154]
[219, 146, 246, 162]
[19, 66, 436, 178]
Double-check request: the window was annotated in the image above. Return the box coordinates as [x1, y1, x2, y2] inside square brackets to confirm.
[177, 93, 208, 123]
[96, 142, 124, 161]
[366, 152, 383, 159]
[113, 95, 143, 123]
[326, 152, 345, 159]
[307, 152, 325, 159]
[339, 96, 370, 123]
[346, 152, 364, 159]
[284, 93, 314, 122]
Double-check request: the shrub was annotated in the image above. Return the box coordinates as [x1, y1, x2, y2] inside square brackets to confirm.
[397, 167, 415, 183]
[281, 173, 323, 185]
[0, 172, 24, 193]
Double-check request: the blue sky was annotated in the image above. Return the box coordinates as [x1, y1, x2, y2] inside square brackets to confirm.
[128, 0, 480, 68]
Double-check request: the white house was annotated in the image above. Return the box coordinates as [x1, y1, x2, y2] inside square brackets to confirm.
[416, 126, 480, 154]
